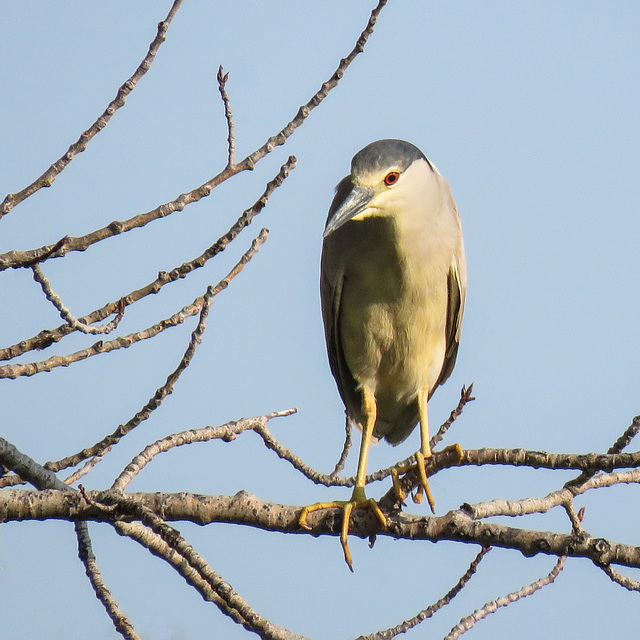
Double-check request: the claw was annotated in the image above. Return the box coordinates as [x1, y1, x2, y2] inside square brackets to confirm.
[415, 450, 436, 513]
[298, 495, 387, 572]
[391, 468, 407, 504]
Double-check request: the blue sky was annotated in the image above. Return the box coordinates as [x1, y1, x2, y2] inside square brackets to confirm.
[1, 2, 639, 638]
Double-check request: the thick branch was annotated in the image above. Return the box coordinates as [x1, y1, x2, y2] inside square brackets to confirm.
[4, 490, 640, 571]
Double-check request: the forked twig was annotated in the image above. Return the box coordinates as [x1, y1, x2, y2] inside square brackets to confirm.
[0, 230, 268, 380]
[444, 557, 566, 639]
[32, 264, 125, 335]
[356, 547, 491, 640]
[0, 157, 296, 363]
[112, 410, 296, 491]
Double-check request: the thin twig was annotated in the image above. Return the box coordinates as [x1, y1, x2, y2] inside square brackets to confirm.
[64, 448, 111, 485]
[217, 66, 235, 167]
[444, 557, 566, 640]
[0, 230, 269, 379]
[75, 521, 140, 640]
[112, 410, 296, 491]
[430, 384, 475, 449]
[0, 0, 184, 219]
[329, 414, 353, 480]
[32, 264, 124, 335]
[356, 548, 491, 640]
[600, 564, 640, 592]
[0, 157, 296, 363]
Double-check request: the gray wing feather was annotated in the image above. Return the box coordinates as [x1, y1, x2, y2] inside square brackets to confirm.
[433, 256, 465, 394]
[320, 176, 362, 424]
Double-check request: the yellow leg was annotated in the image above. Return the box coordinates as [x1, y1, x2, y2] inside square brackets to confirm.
[415, 388, 436, 511]
[298, 386, 386, 571]
[392, 388, 438, 510]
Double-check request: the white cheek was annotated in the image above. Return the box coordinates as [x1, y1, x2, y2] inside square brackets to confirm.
[350, 205, 387, 222]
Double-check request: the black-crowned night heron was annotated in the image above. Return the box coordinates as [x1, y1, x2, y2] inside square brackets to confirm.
[299, 139, 466, 570]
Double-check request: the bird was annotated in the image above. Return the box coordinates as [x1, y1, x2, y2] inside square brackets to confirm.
[299, 139, 466, 570]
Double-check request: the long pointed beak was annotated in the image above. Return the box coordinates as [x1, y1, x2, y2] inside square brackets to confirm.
[323, 185, 375, 237]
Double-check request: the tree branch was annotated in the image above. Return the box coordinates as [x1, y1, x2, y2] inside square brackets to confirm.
[444, 556, 566, 639]
[4, 489, 640, 572]
[356, 547, 491, 640]
[0, 0, 387, 271]
[0, 230, 269, 379]
[0, 0, 184, 219]
[0, 157, 296, 363]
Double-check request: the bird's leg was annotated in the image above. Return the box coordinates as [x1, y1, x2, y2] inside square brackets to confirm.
[414, 388, 436, 510]
[392, 389, 465, 508]
[298, 386, 386, 571]
[391, 388, 435, 509]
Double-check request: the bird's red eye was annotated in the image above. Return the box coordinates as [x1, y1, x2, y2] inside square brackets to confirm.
[384, 171, 400, 186]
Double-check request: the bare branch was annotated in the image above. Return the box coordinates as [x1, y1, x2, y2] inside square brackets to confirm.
[0, 157, 296, 362]
[75, 521, 140, 640]
[217, 66, 235, 167]
[6, 490, 640, 571]
[112, 410, 297, 491]
[329, 414, 353, 480]
[600, 564, 640, 592]
[356, 547, 491, 640]
[32, 264, 124, 335]
[109, 496, 309, 640]
[444, 557, 566, 640]
[0, 0, 387, 271]
[0, 230, 269, 379]
[468, 468, 640, 520]
[0, 0, 184, 219]
[115, 520, 249, 626]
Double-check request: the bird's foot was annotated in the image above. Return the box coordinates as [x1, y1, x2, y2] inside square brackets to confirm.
[298, 488, 387, 572]
[391, 443, 464, 510]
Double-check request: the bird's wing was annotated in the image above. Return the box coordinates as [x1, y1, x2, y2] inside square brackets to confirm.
[320, 262, 362, 427]
[433, 255, 466, 392]
[320, 176, 362, 425]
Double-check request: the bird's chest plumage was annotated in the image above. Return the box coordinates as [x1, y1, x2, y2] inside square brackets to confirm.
[332, 214, 451, 406]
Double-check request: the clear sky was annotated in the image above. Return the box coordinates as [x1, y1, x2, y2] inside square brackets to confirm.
[1, 2, 639, 638]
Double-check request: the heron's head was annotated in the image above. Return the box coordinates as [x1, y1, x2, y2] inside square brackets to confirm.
[324, 139, 439, 237]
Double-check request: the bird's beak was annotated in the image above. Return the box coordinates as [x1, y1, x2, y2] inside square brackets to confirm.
[323, 184, 375, 237]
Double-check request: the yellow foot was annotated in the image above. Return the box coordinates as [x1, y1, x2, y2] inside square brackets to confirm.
[298, 493, 387, 572]
[391, 443, 464, 511]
